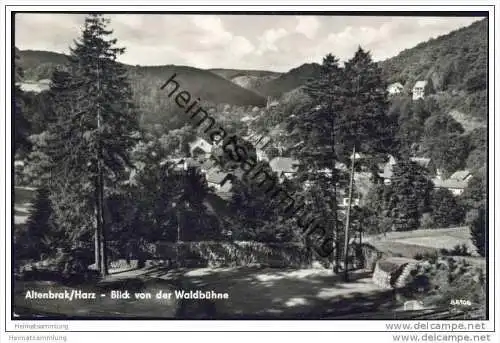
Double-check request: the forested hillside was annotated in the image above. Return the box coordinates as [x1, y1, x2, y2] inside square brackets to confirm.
[379, 18, 487, 120]
[17, 49, 267, 130]
[15, 48, 69, 80]
[18, 50, 266, 107]
[13, 16, 488, 311]
[380, 19, 487, 92]
[255, 63, 322, 98]
[209, 68, 282, 94]
[209, 68, 281, 80]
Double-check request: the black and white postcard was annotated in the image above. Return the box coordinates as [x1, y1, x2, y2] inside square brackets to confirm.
[2, 2, 497, 341]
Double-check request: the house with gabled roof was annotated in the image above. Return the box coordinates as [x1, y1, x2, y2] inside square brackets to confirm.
[412, 80, 429, 100]
[269, 157, 299, 181]
[378, 155, 397, 185]
[205, 168, 233, 193]
[432, 169, 473, 196]
[189, 137, 212, 157]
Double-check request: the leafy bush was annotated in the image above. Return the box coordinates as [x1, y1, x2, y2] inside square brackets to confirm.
[358, 243, 387, 271]
[414, 251, 439, 263]
[464, 209, 479, 225]
[430, 189, 464, 228]
[15, 187, 62, 261]
[405, 257, 486, 308]
[420, 212, 434, 229]
[17, 247, 97, 283]
[440, 244, 471, 256]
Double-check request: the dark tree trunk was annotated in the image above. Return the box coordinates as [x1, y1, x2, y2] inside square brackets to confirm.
[94, 186, 102, 273]
[97, 163, 108, 276]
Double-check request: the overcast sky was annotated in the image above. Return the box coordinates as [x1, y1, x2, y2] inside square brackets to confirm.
[15, 14, 484, 72]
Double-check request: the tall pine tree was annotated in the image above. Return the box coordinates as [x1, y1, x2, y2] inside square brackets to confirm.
[22, 187, 63, 260]
[287, 54, 346, 271]
[286, 48, 395, 272]
[389, 160, 433, 231]
[14, 50, 31, 155]
[340, 47, 395, 162]
[44, 14, 139, 276]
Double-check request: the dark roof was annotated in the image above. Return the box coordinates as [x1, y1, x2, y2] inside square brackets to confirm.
[449, 170, 472, 181]
[432, 177, 468, 190]
[432, 169, 472, 190]
[410, 157, 431, 168]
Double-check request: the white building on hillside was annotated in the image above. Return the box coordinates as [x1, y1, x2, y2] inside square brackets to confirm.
[387, 82, 404, 96]
[412, 80, 428, 100]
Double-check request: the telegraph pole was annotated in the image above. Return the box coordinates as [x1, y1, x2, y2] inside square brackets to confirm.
[343, 145, 356, 281]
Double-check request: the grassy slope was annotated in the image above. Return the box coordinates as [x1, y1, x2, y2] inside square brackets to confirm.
[365, 227, 482, 260]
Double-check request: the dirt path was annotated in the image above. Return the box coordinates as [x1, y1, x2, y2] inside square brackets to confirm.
[140, 266, 395, 318]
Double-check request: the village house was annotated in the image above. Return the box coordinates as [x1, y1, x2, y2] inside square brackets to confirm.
[339, 196, 361, 208]
[256, 149, 269, 162]
[350, 151, 372, 171]
[161, 157, 201, 172]
[378, 155, 397, 185]
[266, 96, 279, 109]
[269, 157, 299, 181]
[206, 169, 233, 192]
[350, 152, 366, 160]
[302, 163, 348, 190]
[387, 82, 404, 96]
[241, 115, 256, 123]
[378, 155, 472, 196]
[412, 80, 428, 100]
[337, 187, 362, 214]
[432, 169, 473, 196]
[409, 157, 436, 174]
[188, 137, 212, 157]
[198, 158, 218, 174]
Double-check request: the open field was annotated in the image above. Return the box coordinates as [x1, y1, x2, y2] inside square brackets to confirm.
[365, 227, 479, 257]
[365, 226, 471, 242]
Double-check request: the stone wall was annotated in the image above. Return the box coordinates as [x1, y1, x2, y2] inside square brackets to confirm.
[372, 257, 420, 289]
[357, 243, 388, 272]
[372, 262, 393, 289]
[110, 241, 314, 268]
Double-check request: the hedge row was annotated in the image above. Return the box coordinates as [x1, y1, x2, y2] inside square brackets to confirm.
[109, 241, 314, 268]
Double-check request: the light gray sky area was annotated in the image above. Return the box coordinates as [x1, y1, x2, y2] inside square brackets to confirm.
[15, 14, 484, 72]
